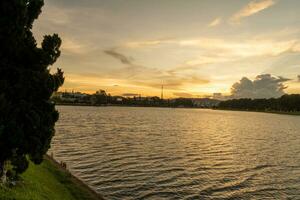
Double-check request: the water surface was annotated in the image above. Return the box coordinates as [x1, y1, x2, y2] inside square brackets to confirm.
[51, 106, 300, 199]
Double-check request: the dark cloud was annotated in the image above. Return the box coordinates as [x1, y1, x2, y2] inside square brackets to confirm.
[173, 92, 194, 98]
[231, 74, 290, 99]
[104, 48, 156, 79]
[104, 49, 134, 65]
[104, 48, 210, 90]
[298, 75, 300, 82]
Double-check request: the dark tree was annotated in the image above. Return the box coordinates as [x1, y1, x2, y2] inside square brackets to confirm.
[171, 98, 194, 108]
[0, 0, 64, 180]
[218, 94, 300, 112]
[91, 90, 108, 105]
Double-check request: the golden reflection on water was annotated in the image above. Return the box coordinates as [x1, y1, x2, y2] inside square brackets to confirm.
[51, 106, 300, 199]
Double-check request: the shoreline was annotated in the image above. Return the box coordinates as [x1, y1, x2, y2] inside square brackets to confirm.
[56, 103, 213, 109]
[57, 103, 300, 116]
[0, 155, 105, 200]
[45, 154, 105, 200]
[214, 108, 300, 116]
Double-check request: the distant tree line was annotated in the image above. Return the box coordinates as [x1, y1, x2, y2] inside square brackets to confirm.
[218, 94, 300, 112]
[52, 90, 220, 108]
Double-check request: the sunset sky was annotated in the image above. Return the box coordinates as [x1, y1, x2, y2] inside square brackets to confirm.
[33, 0, 300, 98]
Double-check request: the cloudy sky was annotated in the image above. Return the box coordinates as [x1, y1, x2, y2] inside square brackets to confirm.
[33, 0, 300, 98]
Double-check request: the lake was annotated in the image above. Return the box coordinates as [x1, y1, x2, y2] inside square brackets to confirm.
[51, 106, 300, 199]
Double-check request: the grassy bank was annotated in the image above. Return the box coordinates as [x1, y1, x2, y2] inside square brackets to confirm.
[0, 156, 103, 200]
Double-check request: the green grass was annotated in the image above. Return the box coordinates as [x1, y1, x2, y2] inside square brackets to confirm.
[0, 157, 103, 200]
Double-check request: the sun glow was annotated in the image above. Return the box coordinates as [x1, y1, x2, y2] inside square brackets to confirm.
[37, 0, 300, 98]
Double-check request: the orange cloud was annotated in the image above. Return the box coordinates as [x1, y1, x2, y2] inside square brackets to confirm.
[230, 0, 276, 24]
[208, 18, 222, 27]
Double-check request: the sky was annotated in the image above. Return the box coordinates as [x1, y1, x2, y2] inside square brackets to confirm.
[33, 0, 300, 98]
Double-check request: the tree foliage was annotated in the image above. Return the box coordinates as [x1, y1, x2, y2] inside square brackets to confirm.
[218, 94, 300, 112]
[0, 0, 64, 178]
[91, 90, 108, 105]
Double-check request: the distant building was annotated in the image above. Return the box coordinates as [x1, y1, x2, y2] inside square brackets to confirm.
[192, 98, 220, 108]
[213, 93, 223, 100]
[116, 97, 123, 102]
[212, 93, 231, 101]
[53, 91, 89, 103]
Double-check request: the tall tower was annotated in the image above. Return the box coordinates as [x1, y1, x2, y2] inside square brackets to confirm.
[161, 84, 164, 100]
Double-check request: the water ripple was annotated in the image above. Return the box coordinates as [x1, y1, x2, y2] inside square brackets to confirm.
[50, 106, 300, 200]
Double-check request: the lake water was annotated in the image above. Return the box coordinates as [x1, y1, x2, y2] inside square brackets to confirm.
[51, 106, 300, 199]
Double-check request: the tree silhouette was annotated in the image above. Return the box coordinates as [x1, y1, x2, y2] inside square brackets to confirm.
[218, 94, 300, 112]
[0, 0, 64, 180]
